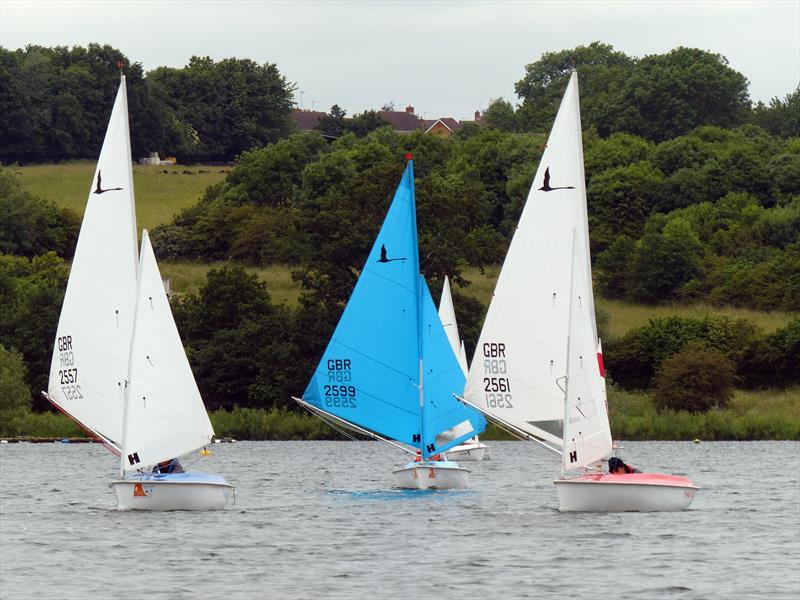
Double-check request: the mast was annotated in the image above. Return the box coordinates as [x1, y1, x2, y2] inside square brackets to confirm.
[120, 233, 145, 478]
[407, 156, 427, 459]
[560, 229, 578, 477]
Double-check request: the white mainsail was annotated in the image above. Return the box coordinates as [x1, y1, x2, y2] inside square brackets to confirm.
[47, 77, 138, 450]
[463, 71, 595, 448]
[438, 276, 468, 376]
[561, 235, 612, 472]
[121, 231, 214, 473]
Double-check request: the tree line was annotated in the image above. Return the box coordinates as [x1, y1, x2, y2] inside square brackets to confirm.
[0, 42, 797, 421]
[0, 44, 295, 163]
[1, 42, 797, 165]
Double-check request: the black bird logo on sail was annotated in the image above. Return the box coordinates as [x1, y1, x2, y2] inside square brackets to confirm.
[93, 171, 123, 195]
[538, 167, 575, 192]
[377, 244, 406, 263]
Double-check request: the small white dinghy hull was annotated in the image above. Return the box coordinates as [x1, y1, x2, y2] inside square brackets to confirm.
[446, 442, 491, 462]
[554, 473, 698, 512]
[110, 472, 234, 511]
[393, 460, 470, 490]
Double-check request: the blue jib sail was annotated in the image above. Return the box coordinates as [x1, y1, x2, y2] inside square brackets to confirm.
[302, 160, 486, 458]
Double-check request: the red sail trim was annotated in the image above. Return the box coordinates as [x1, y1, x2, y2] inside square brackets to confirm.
[597, 352, 605, 378]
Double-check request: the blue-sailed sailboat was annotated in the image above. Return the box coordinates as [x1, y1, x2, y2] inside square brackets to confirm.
[293, 155, 486, 489]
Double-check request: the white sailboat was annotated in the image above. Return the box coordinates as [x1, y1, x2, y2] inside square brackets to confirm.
[438, 276, 490, 461]
[43, 76, 232, 511]
[462, 71, 698, 511]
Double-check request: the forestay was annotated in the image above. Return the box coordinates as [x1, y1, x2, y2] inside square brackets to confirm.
[302, 161, 485, 458]
[121, 231, 214, 473]
[463, 71, 594, 447]
[47, 77, 138, 450]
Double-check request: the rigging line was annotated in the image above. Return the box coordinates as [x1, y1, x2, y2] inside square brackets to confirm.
[453, 394, 563, 457]
[292, 397, 416, 455]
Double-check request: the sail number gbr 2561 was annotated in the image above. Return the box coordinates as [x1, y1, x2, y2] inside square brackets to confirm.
[482, 342, 512, 408]
[325, 359, 356, 408]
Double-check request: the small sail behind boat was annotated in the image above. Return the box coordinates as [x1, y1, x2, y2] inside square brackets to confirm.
[421, 277, 484, 452]
[464, 72, 591, 447]
[121, 231, 214, 472]
[562, 240, 612, 472]
[438, 276, 468, 376]
[47, 77, 138, 449]
[302, 161, 484, 456]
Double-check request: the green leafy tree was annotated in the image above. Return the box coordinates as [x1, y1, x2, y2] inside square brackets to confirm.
[628, 216, 706, 303]
[346, 110, 389, 137]
[587, 161, 665, 248]
[0, 168, 79, 258]
[316, 104, 347, 138]
[514, 41, 634, 134]
[148, 56, 295, 161]
[750, 87, 800, 137]
[173, 266, 299, 410]
[607, 48, 751, 141]
[483, 98, 519, 132]
[652, 344, 736, 412]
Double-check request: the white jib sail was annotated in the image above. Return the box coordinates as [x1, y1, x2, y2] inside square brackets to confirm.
[464, 71, 593, 448]
[561, 236, 612, 472]
[438, 276, 468, 376]
[47, 76, 138, 449]
[121, 231, 214, 473]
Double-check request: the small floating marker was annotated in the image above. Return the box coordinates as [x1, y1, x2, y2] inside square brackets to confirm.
[405, 152, 413, 161]
[694, 439, 701, 444]
[200, 447, 211, 456]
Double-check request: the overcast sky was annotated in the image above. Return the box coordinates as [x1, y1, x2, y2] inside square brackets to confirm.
[1, 1, 798, 121]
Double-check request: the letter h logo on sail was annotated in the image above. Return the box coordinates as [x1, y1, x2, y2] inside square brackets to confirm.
[412, 434, 420, 443]
[128, 452, 140, 466]
[569, 450, 578, 464]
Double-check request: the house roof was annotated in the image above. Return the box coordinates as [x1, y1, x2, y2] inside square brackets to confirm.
[291, 110, 327, 131]
[377, 110, 422, 132]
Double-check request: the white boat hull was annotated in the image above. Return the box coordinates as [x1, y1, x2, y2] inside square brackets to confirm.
[446, 442, 490, 462]
[393, 461, 470, 490]
[110, 472, 234, 511]
[554, 473, 699, 512]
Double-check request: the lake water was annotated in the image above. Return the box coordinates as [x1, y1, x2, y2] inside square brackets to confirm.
[1, 441, 798, 599]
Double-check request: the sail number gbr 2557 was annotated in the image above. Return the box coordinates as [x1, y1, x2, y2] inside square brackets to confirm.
[57, 335, 83, 400]
[482, 342, 512, 408]
[325, 359, 356, 408]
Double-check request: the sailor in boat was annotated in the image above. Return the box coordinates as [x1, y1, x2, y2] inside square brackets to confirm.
[153, 458, 184, 474]
[608, 457, 640, 474]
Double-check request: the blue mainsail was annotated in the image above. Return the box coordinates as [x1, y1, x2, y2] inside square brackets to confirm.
[302, 160, 486, 458]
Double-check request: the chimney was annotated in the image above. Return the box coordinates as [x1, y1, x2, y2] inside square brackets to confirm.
[405, 105, 415, 114]
[474, 110, 482, 122]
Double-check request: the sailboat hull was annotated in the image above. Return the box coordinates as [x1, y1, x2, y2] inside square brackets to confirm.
[446, 442, 491, 462]
[554, 473, 698, 512]
[110, 472, 234, 511]
[393, 461, 470, 490]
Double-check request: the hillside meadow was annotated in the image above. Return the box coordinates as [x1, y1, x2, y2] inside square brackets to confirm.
[13, 161, 226, 231]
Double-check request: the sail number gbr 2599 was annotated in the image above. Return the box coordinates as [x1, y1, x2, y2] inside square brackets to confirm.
[482, 342, 512, 408]
[324, 359, 356, 408]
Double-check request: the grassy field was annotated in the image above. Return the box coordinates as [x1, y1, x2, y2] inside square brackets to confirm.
[157, 262, 795, 334]
[160, 262, 302, 305]
[14, 161, 226, 231]
[609, 386, 800, 440]
[457, 266, 795, 336]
